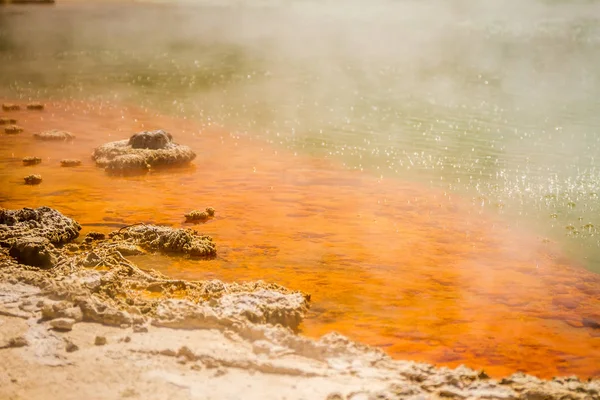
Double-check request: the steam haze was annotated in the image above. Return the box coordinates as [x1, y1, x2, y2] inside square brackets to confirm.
[1, 0, 600, 267]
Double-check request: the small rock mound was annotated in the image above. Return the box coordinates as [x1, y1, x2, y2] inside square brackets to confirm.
[26, 103, 44, 110]
[92, 130, 196, 173]
[108, 224, 216, 258]
[184, 207, 215, 222]
[0, 117, 17, 125]
[2, 103, 20, 111]
[60, 159, 81, 167]
[23, 156, 42, 166]
[5, 125, 23, 134]
[24, 174, 42, 185]
[34, 130, 75, 141]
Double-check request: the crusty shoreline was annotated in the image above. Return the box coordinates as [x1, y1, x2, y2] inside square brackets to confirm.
[1, 206, 599, 399]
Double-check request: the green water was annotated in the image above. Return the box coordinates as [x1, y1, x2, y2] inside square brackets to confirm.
[1, 0, 600, 270]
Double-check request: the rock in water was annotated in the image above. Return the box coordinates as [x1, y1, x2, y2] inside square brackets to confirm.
[0, 117, 17, 125]
[26, 103, 44, 110]
[24, 175, 42, 185]
[92, 130, 196, 173]
[108, 224, 216, 258]
[1, 104, 20, 111]
[22, 157, 42, 166]
[128, 129, 173, 150]
[33, 130, 75, 141]
[5, 125, 23, 134]
[60, 159, 81, 167]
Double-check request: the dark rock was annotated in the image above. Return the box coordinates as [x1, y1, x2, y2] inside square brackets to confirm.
[128, 129, 173, 150]
[24, 174, 42, 185]
[5, 125, 23, 134]
[65, 340, 79, 352]
[94, 336, 107, 346]
[1, 104, 20, 111]
[8, 336, 29, 348]
[7, 237, 57, 268]
[582, 317, 600, 329]
[0, 117, 17, 125]
[26, 103, 44, 110]
[85, 232, 106, 241]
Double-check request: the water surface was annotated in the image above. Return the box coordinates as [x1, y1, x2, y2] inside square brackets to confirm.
[1, 0, 600, 377]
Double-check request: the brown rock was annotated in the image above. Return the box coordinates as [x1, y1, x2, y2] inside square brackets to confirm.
[2, 104, 20, 111]
[50, 318, 76, 331]
[22, 157, 42, 166]
[26, 103, 44, 110]
[33, 130, 75, 141]
[5, 125, 23, 134]
[24, 175, 42, 185]
[0, 117, 17, 125]
[94, 336, 107, 346]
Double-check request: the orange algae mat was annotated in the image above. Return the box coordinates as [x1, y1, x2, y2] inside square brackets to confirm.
[1, 100, 599, 378]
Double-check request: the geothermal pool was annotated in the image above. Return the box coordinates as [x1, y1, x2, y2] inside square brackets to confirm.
[1, 0, 600, 378]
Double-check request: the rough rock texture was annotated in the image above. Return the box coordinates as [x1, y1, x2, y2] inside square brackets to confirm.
[0, 207, 80, 268]
[0, 207, 598, 399]
[0, 207, 305, 330]
[22, 156, 42, 166]
[49, 318, 75, 331]
[0, 117, 17, 125]
[1, 103, 20, 111]
[24, 174, 42, 185]
[92, 130, 196, 173]
[108, 224, 216, 258]
[60, 159, 82, 167]
[1, 282, 598, 400]
[33, 130, 75, 141]
[0, 207, 81, 245]
[5, 125, 23, 134]
[184, 207, 215, 222]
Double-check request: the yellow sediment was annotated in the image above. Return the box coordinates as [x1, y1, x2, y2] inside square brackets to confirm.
[1, 100, 599, 378]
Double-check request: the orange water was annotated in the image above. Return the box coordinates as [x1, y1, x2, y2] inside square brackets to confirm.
[1, 100, 599, 378]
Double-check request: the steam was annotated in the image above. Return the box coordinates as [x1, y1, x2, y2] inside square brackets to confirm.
[1, 0, 600, 265]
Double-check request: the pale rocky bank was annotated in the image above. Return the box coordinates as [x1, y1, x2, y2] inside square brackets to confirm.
[0, 206, 599, 400]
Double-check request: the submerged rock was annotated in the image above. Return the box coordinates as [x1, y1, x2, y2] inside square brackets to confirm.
[2, 103, 20, 111]
[92, 129, 196, 173]
[22, 156, 42, 166]
[5, 125, 23, 134]
[26, 103, 45, 110]
[60, 159, 82, 167]
[0, 117, 17, 125]
[24, 174, 42, 185]
[34, 130, 75, 141]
